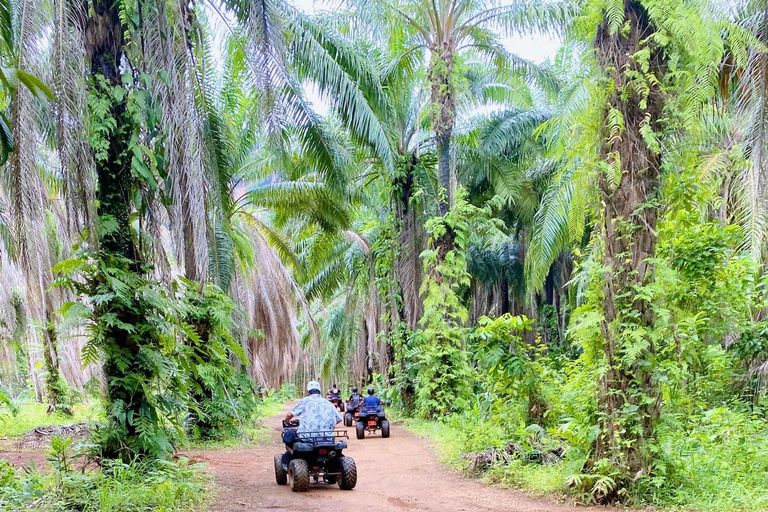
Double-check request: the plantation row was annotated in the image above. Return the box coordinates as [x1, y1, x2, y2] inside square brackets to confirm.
[1, 0, 768, 509]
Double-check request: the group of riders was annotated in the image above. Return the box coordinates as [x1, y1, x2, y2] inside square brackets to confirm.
[328, 384, 381, 410]
[283, 381, 381, 439]
[277, 381, 386, 491]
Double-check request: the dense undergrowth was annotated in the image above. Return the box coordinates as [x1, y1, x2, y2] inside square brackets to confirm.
[373, 193, 768, 511]
[0, 452, 208, 512]
[404, 400, 768, 511]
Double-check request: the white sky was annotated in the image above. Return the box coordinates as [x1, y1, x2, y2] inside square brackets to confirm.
[288, 0, 561, 115]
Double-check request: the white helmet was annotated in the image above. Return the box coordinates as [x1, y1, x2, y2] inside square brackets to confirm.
[307, 380, 321, 392]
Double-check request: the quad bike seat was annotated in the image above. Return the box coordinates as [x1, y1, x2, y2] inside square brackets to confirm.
[360, 406, 386, 417]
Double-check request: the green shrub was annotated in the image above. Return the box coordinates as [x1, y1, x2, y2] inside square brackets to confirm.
[0, 437, 208, 512]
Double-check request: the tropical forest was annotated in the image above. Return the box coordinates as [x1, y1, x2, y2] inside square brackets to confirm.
[1, 0, 768, 510]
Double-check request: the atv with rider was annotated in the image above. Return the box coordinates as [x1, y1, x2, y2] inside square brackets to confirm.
[355, 403, 390, 439]
[344, 387, 363, 427]
[274, 419, 357, 492]
[327, 385, 345, 412]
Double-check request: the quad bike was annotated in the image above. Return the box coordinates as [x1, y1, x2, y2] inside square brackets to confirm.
[328, 396, 345, 412]
[355, 405, 390, 439]
[344, 397, 363, 427]
[275, 419, 357, 492]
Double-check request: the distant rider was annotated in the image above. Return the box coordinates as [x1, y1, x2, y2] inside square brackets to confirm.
[348, 386, 361, 406]
[362, 386, 381, 411]
[329, 384, 342, 400]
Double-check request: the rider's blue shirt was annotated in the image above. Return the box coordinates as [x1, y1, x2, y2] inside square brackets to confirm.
[291, 393, 342, 437]
[363, 395, 381, 408]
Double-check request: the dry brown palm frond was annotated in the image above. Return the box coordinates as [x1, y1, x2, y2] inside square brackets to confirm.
[395, 205, 425, 330]
[139, 0, 209, 282]
[52, 0, 96, 240]
[7, 0, 67, 402]
[232, 221, 313, 388]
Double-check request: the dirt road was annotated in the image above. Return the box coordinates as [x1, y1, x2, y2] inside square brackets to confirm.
[190, 404, 622, 512]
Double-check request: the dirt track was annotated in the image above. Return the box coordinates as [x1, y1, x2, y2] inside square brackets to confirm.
[190, 404, 624, 512]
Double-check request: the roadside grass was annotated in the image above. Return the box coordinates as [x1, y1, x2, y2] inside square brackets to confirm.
[399, 416, 572, 500]
[0, 400, 103, 438]
[399, 417, 466, 467]
[402, 410, 768, 512]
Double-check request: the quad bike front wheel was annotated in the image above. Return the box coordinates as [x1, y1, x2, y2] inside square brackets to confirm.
[356, 421, 365, 439]
[274, 454, 287, 485]
[344, 412, 353, 427]
[338, 456, 357, 490]
[381, 420, 390, 438]
[288, 459, 310, 492]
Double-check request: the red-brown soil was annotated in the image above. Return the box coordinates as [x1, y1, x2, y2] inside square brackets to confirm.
[187, 404, 627, 512]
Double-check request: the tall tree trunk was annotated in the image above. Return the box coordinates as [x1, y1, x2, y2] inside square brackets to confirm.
[86, 2, 133, 260]
[42, 312, 66, 414]
[85, 0, 151, 458]
[594, 0, 666, 475]
[429, 45, 455, 216]
[393, 154, 425, 330]
[500, 279, 510, 315]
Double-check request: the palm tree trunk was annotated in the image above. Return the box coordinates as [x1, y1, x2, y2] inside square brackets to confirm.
[42, 314, 65, 414]
[429, 46, 456, 216]
[393, 154, 425, 330]
[594, 0, 666, 475]
[86, 3, 134, 261]
[86, 0, 151, 458]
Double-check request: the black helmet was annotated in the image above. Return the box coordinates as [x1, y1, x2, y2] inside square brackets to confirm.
[332, 383, 337, 388]
[352, 387, 358, 393]
[367, 387, 374, 395]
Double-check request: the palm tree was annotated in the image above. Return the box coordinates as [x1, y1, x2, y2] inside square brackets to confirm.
[538, 0, 731, 474]
[350, 0, 571, 215]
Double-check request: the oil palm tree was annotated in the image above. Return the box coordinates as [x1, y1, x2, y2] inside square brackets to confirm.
[349, 0, 572, 215]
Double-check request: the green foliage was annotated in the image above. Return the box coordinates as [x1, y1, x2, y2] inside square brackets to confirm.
[0, 460, 44, 510]
[0, 401, 101, 438]
[471, 314, 552, 424]
[56, 250, 184, 460]
[175, 280, 259, 441]
[0, 443, 207, 512]
[409, 192, 503, 418]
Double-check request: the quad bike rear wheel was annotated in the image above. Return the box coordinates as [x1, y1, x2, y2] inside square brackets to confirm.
[338, 456, 357, 490]
[274, 453, 287, 485]
[381, 419, 390, 438]
[288, 459, 310, 492]
[339, 401, 345, 412]
[344, 412, 353, 427]
[356, 421, 365, 439]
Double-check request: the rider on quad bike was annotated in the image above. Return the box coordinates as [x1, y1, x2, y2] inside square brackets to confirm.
[362, 386, 381, 409]
[327, 383, 344, 412]
[276, 381, 357, 492]
[355, 387, 390, 439]
[344, 387, 363, 427]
